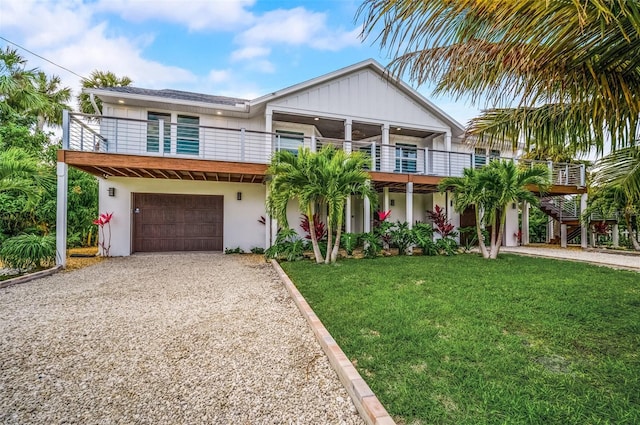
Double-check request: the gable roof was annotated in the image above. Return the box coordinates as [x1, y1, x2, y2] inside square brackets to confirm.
[250, 59, 466, 136]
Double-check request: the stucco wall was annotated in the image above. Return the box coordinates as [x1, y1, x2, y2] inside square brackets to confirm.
[98, 178, 267, 256]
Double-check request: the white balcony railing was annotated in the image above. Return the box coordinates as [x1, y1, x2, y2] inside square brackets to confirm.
[62, 112, 585, 185]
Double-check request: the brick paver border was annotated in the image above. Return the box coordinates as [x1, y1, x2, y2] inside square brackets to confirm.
[271, 260, 396, 425]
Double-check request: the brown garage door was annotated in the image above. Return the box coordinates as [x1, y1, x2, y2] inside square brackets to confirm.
[132, 193, 223, 252]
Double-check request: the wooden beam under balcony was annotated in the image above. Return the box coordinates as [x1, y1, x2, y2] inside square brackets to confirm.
[58, 150, 268, 183]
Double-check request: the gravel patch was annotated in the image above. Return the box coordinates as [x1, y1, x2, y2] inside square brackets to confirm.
[501, 246, 640, 271]
[0, 253, 364, 424]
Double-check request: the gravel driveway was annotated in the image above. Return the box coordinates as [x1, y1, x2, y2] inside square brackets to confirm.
[0, 253, 364, 424]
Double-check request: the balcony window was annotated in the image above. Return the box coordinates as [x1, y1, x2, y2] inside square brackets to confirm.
[358, 144, 380, 171]
[474, 147, 486, 168]
[275, 130, 304, 154]
[176, 115, 200, 155]
[147, 112, 171, 153]
[395, 143, 417, 173]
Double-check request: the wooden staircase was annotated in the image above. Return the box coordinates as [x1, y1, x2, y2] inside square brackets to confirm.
[539, 196, 582, 244]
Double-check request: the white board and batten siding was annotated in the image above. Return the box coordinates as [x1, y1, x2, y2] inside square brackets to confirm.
[268, 69, 451, 132]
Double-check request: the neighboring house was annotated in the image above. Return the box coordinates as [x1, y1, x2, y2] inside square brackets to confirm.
[56, 59, 586, 263]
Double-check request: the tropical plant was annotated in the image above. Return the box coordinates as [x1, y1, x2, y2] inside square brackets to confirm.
[426, 205, 456, 238]
[33, 72, 71, 130]
[78, 70, 133, 114]
[358, 0, 640, 156]
[389, 221, 415, 255]
[583, 184, 639, 251]
[0, 233, 56, 269]
[340, 232, 361, 256]
[0, 47, 46, 120]
[300, 213, 327, 241]
[264, 228, 306, 261]
[93, 212, 113, 257]
[435, 237, 458, 256]
[267, 148, 326, 263]
[441, 161, 550, 259]
[412, 222, 435, 255]
[361, 232, 382, 259]
[267, 145, 376, 264]
[0, 147, 51, 203]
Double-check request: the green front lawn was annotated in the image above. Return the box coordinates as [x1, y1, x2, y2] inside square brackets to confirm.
[281, 255, 640, 425]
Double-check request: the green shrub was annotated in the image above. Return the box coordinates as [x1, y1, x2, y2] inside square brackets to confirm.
[341, 232, 361, 255]
[361, 233, 382, 259]
[413, 222, 436, 255]
[389, 221, 415, 255]
[0, 233, 56, 269]
[436, 237, 459, 256]
[250, 247, 265, 254]
[224, 247, 245, 254]
[265, 228, 305, 261]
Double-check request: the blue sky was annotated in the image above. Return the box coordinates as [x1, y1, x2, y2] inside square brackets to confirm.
[1, 0, 480, 124]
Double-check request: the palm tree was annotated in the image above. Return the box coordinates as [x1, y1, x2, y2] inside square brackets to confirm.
[34, 72, 71, 130]
[78, 70, 132, 114]
[591, 148, 640, 250]
[481, 161, 550, 259]
[0, 148, 49, 202]
[439, 167, 489, 258]
[441, 161, 549, 259]
[0, 47, 46, 120]
[266, 148, 325, 263]
[319, 146, 376, 263]
[357, 0, 640, 155]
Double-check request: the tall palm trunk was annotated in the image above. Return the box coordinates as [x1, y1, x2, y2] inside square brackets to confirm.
[307, 205, 323, 263]
[490, 209, 508, 259]
[475, 206, 489, 258]
[624, 212, 640, 251]
[330, 212, 344, 263]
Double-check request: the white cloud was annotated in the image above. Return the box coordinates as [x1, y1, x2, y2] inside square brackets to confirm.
[95, 0, 256, 31]
[207, 69, 231, 83]
[235, 7, 362, 51]
[231, 46, 271, 61]
[0, 0, 197, 102]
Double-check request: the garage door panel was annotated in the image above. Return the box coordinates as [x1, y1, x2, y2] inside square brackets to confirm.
[133, 193, 223, 252]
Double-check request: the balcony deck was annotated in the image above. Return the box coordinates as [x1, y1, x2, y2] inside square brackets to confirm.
[61, 112, 586, 195]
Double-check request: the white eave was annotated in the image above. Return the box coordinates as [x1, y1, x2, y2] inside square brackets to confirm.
[85, 88, 250, 117]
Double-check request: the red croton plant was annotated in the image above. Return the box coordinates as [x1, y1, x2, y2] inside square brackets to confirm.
[427, 205, 455, 238]
[93, 212, 113, 257]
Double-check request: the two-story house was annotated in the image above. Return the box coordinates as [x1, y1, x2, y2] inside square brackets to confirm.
[56, 59, 586, 264]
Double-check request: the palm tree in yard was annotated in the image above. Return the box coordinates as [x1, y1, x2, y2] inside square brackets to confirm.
[358, 0, 640, 156]
[442, 161, 549, 259]
[591, 148, 640, 250]
[0, 148, 50, 202]
[0, 47, 46, 119]
[267, 147, 325, 263]
[439, 167, 490, 258]
[320, 146, 376, 263]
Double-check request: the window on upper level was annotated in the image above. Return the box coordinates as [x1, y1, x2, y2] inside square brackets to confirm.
[275, 130, 304, 154]
[147, 112, 171, 153]
[176, 115, 200, 155]
[395, 143, 417, 173]
[474, 148, 486, 168]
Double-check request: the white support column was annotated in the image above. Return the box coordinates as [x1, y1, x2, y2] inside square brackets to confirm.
[444, 131, 452, 151]
[265, 184, 272, 248]
[344, 119, 352, 154]
[580, 193, 588, 249]
[383, 187, 390, 212]
[560, 223, 567, 248]
[522, 201, 530, 245]
[56, 162, 68, 267]
[612, 223, 620, 248]
[547, 218, 554, 243]
[265, 110, 273, 161]
[345, 196, 352, 234]
[381, 123, 390, 172]
[271, 217, 279, 245]
[406, 182, 414, 228]
[363, 194, 371, 233]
